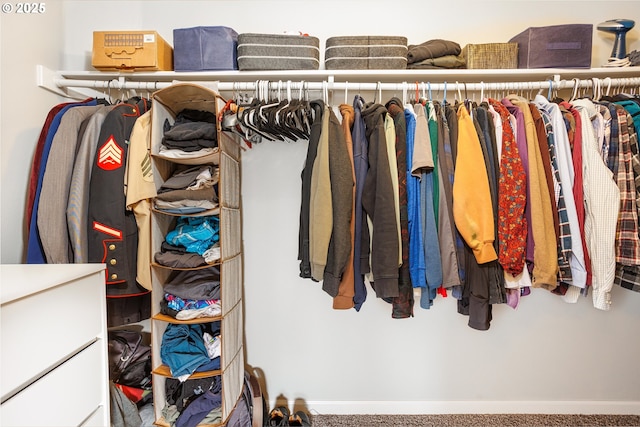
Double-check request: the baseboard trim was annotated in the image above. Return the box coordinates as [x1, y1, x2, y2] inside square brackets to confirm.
[294, 400, 640, 415]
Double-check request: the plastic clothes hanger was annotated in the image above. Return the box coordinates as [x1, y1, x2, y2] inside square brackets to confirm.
[238, 84, 278, 142]
[591, 77, 601, 101]
[569, 78, 581, 102]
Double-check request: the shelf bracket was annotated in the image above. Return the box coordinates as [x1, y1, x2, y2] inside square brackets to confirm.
[36, 65, 73, 98]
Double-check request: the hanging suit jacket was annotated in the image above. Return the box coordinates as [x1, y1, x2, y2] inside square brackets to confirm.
[67, 105, 115, 263]
[27, 98, 99, 264]
[322, 107, 354, 297]
[87, 98, 150, 301]
[26, 101, 83, 230]
[38, 105, 103, 263]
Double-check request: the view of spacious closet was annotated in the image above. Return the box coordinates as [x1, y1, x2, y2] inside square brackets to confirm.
[2, 1, 640, 426]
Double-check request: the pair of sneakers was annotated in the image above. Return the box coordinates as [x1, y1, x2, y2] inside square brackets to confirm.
[267, 406, 311, 426]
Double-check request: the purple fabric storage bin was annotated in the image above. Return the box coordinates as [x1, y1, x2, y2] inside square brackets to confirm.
[509, 24, 593, 68]
[173, 26, 238, 71]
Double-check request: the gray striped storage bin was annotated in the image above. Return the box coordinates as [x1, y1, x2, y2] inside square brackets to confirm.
[237, 33, 320, 70]
[325, 36, 408, 70]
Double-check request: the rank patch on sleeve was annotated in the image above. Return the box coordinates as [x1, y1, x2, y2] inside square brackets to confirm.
[97, 135, 123, 170]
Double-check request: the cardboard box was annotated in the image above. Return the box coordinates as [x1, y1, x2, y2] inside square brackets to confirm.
[509, 24, 593, 68]
[173, 26, 238, 71]
[92, 31, 173, 71]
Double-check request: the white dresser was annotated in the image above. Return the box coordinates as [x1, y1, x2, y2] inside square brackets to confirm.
[0, 264, 110, 427]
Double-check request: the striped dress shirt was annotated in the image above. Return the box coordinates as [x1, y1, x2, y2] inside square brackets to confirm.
[572, 99, 620, 310]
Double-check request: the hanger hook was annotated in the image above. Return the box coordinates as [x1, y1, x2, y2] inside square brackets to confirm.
[375, 81, 382, 104]
[604, 77, 612, 97]
[344, 81, 348, 104]
[401, 82, 407, 105]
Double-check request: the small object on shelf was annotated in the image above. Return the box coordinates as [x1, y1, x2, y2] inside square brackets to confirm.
[237, 33, 320, 71]
[325, 35, 408, 70]
[173, 26, 239, 71]
[509, 24, 593, 68]
[597, 19, 635, 59]
[92, 30, 173, 71]
[461, 43, 518, 69]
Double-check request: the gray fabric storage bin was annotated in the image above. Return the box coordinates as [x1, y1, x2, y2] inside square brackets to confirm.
[325, 36, 408, 70]
[173, 26, 238, 71]
[237, 33, 320, 70]
[509, 24, 593, 68]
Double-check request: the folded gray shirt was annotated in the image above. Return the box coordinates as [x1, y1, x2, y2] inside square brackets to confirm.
[163, 266, 221, 300]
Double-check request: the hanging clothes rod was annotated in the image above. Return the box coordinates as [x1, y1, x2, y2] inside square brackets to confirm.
[49, 76, 640, 93]
[36, 63, 640, 99]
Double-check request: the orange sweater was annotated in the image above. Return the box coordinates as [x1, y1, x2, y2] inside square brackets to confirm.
[453, 104, 498, 264]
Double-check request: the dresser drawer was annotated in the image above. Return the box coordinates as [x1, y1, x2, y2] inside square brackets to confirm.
[1, 342, 106, 427]
[1, 268, 105, 400]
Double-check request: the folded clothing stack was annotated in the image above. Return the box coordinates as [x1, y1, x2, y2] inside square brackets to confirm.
[154, 216, 221, 267]
[155, 165, 219, 214]
[406, 39, 465, 69]
[162, 109, 217, 152]
[160, 266, 222, 321]
[161, 322, 222, 380]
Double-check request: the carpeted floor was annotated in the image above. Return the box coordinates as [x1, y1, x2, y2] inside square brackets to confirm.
[309, 414, 640, 427]
[140, 402, 640, 426]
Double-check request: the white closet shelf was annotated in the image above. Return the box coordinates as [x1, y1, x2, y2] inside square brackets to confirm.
[37, 64, 640, 98]
[42, 65, 640, 82]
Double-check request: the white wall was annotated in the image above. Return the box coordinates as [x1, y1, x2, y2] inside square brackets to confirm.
[1, 2, 64, 263]
[2, 0, 640, 415]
